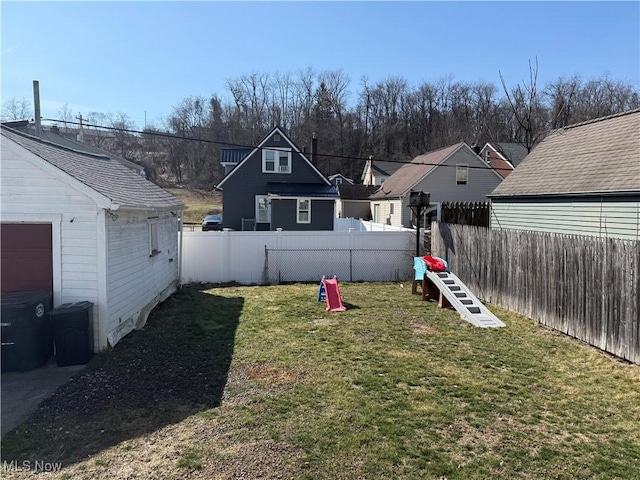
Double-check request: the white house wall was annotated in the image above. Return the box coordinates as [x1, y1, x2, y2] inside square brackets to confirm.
[490, 200, 640, 240]
[106, 211, 180, 346]
[370, 199, 403, 226]
[1, 141, 102, 347]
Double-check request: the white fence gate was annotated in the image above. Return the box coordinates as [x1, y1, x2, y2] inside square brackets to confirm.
[181, 229, 418, 285]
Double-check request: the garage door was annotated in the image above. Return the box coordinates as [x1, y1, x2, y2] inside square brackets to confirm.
[1, 224, 53, 293]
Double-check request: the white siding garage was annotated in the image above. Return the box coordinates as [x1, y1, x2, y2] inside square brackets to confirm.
[1, 127, 185, 350]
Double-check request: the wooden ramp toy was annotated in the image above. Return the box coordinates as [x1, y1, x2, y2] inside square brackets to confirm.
[413, 257, 505, 328]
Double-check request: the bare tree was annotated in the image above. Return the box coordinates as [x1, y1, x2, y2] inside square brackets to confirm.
[56, 103, 74, 132]
[500, 58, 548, 152]
[84, 111, 111, 147]
[1, 97, 32, 121]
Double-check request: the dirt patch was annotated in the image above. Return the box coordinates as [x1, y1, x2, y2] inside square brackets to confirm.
[210, 440, 303, 479]
[313, 318, 339, 327]
[406, 319, 436, 335]
[240, 363, 303, 386]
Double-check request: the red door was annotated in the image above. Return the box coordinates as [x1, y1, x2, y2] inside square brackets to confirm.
[1, 224, 53, 293]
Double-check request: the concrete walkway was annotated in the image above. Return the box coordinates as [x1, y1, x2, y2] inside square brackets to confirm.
[1, 357, 86, 437]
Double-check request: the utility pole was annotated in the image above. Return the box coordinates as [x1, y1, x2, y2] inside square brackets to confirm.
[33, 80, 42, 138]
[76, 113, 84, 142]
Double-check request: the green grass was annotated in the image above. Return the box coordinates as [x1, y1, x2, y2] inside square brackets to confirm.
[165, 187, 221, 224]
[2, 283, 639, 479]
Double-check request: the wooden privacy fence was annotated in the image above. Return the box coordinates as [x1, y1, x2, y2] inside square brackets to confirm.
[440, 201, 490, 227]
[431, 223, 640, 364]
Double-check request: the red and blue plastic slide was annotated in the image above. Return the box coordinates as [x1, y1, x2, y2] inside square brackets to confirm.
[319, 276, 346, 312]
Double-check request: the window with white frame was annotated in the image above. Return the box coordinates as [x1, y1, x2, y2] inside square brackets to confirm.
[456, 165, 468, 185]
[297, 198, 311, 224]
[390, 203, 395, 215]
[148, 219, 160, 256]
[262, 148, 291, 174]
[256, 195, 271, 223]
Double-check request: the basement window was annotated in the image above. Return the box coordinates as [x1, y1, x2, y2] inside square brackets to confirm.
[456, 165, 468, 185]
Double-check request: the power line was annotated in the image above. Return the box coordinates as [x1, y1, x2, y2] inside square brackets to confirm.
[40, 117, 515, 172]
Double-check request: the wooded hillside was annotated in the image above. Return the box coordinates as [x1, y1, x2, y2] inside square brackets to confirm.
[13, 66, 639, 189]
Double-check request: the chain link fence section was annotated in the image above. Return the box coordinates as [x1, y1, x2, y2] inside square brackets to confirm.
[263, 247, 414, 284]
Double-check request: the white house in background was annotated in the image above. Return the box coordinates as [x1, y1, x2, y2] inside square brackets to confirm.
[0, 126, 185, 350]
[369, 142, 503, 228]
[489, 109, 640, 240]
[328, 173, 353, 186]
[361, 158, 409, 186]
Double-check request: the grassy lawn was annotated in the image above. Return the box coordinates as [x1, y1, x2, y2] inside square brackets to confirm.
[2, 282, 639, 479]
[166, 187, 222, 225]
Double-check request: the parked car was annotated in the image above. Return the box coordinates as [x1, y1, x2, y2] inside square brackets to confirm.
[202, 214, 223, 231]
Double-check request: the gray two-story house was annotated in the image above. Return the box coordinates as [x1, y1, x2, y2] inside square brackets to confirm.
[216, 126, 338, 231]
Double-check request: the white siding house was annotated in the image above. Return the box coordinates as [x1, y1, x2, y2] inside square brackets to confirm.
[0, 127, 185, 350]
[489, 109, 640, 241]
[370, 143, 504, 228]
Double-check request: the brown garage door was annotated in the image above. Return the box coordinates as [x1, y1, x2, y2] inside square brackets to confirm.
[1, 224, 53, 293]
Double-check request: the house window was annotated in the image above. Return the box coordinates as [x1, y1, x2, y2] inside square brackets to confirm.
[297, 198, 311, 224]
[263, 149, 291, 174]
[148, 220, 160, 257]
[456, 165, 468, 185]
[256, 195, 271, 223]
[335, 177, 343, 185]
[390, 203, 395, 215]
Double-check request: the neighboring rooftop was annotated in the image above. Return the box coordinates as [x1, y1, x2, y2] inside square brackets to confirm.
[337, 183, 379, 200]
[490, 109, 640, 197]
[220, 147, 251, 165]
[494, 143, 528, 168]
[370, 143, 463, 199]
[2, 126, 184, 211]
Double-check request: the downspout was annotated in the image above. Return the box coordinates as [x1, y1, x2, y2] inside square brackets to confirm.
[178, 209, 184, 285]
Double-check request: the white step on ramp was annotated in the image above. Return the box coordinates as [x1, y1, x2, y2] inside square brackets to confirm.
[425, 270, 505, 328]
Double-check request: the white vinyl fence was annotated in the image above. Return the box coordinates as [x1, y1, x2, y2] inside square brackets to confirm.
[181, 229, 418, 285]
[334, 218, 414, 232]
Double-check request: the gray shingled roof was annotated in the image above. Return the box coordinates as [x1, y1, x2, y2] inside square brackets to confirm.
[370, 143, 464, 199]
[2, 122, 147, 175]
[2, 127, 184, 211]
[337, 183, 380, 200]
[490, 109, 640, 197]
[495, 143, 528, 167]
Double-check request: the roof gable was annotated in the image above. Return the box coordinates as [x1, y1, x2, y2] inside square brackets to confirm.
[370, 143, 467, 198]
[216, 126, 330, 188]
[490, 109, 640, 197]
[1, 127, 184, 211]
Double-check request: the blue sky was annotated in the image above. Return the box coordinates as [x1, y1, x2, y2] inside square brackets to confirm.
[2, 1, 639, 128]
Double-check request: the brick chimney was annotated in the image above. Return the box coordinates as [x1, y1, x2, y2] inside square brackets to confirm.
[311, 133, 318, 166]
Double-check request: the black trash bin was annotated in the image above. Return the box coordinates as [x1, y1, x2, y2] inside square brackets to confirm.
[50, 301, 94, 367]
[1, 291, 54, 372]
